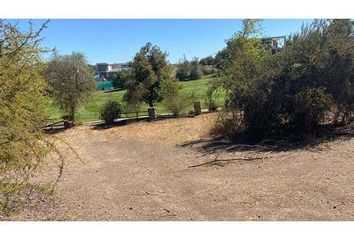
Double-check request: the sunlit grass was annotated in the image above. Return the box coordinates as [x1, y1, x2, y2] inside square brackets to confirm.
[47, 75, 226, 122]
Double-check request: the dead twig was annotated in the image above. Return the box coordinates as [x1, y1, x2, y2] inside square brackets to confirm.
[188, 154, 263, 168]
[158, 214, 177, 219]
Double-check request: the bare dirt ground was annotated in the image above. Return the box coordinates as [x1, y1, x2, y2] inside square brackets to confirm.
[9, 113, 354, 220]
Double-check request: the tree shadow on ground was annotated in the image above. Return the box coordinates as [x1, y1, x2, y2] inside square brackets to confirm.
[92, 118, 142, 130]
[179, 123, 354, 154]
[43, 127, 67, 135]
[92, 114, 197, 131]
[92, 114, 184, 130]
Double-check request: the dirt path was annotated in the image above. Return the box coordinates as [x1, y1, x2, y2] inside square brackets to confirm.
[12, 114, 354, 220]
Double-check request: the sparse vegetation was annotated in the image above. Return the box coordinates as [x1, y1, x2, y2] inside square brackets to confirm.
[176, 56, 204, 80]
[0, 20, 62, 215]
[162, 79, 198, 116]
[2, 18, 354, 220]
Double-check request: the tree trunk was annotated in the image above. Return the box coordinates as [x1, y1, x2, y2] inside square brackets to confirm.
[70, 106, 75, 122]
[148, 107, 156, 122]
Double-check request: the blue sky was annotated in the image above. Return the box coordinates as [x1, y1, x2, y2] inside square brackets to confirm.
[20, 19, 312, 64]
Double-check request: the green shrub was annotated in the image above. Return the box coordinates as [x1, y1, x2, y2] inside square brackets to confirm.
[100, 101, 122, 124]
[205, 83, 219, 112]
[214, 19, 354, 140]
[293, 88, 333, 133]
[204, 79, 222, 112]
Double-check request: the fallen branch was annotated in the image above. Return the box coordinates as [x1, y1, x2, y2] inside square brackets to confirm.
[158, 214, 177, 218]
[188, 155, 263, 168]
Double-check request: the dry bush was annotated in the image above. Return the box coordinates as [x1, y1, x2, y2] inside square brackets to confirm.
[210, 110, 244, 138]
[0, 20, 72, 216]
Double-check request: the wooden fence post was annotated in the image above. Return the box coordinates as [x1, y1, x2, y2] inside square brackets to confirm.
[62, 115, 71, 129]
[148, 107, 156, 121]
[194, 101, 202, 115]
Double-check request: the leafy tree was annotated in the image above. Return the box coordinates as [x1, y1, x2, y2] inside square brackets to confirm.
[44, 52, 95, 121]
[124, 42, 171, 107]
[112, 69, 131, 89]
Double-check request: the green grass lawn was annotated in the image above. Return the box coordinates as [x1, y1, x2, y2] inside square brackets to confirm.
[46, 75, 226, 123]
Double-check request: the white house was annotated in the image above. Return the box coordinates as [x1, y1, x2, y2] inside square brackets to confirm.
[95, 63, 130, 81]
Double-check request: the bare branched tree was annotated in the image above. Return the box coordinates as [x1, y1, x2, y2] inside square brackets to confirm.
[0, 20, 68, 216]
